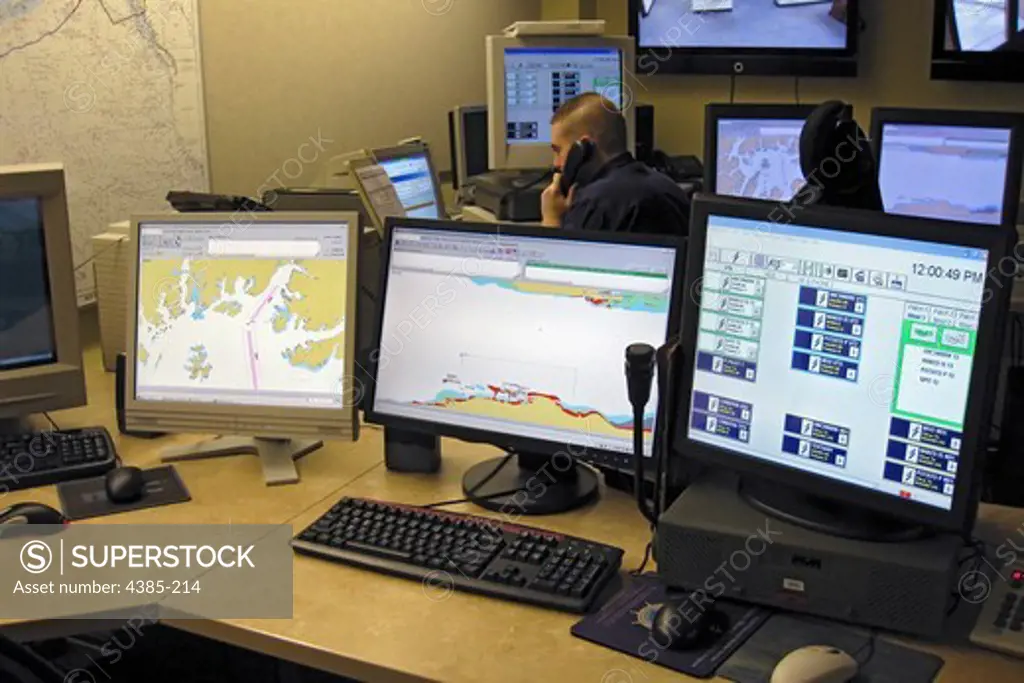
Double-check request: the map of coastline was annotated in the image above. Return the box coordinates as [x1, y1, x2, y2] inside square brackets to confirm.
[717, 130, 804, 201]
[137, 257, 347, 395]
[412, 376, 655, 438]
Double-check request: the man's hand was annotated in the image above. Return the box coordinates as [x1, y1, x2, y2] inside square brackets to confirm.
[541, 172, 575, 227]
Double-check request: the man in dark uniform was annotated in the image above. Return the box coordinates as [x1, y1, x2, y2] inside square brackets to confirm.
[540, 92, 690, 236]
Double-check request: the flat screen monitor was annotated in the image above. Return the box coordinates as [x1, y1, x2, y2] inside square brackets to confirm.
[704, 104, 817, 201]
[376, 150, 444, 220]
[631, 0, 860, 77]
[350, 144, 447, 232]
[0, 163, 85, 420]
[125, 212, 360, 484]
[872, 108, 1023, 226]
[449, 105, 490, 192]
[932, 0, 1024, 81]
[365, 219, 683, 476]
[677, 195, 1013, 533]
[487, 36, 636, 170]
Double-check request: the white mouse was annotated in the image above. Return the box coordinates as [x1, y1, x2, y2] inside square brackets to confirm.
[770, 645, 859, 683]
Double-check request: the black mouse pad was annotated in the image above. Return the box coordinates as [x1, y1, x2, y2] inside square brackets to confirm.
[57, 465, 191, 520]
[571, 573, 771, 679]
[716, 614, 945, 683]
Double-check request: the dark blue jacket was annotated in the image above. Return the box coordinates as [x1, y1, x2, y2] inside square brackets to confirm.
[563, 153, 691, 236]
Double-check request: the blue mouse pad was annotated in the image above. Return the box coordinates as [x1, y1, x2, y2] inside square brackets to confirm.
[57, 465, 191, 520]
[571, 573, 771, 679]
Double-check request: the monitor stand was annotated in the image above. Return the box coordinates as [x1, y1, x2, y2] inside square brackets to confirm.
[160, 436, 323, 486]
[739, 478, 926, 543]
[461, 450, 599, 516]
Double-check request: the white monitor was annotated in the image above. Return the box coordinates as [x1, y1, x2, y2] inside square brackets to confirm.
[0, 163, 85, 422]
[125, 212, 360, 485]
[486, 35, 636, 170]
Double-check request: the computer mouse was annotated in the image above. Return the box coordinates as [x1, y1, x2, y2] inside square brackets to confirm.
[770, 645, 859, 683]
[0, 502, 67, 525]
[650, 593, 715, 650]
[105, 466, 145, 504]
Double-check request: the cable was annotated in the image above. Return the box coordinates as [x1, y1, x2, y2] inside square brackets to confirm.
[359, 284, 376, 303]
[852, 630, 877, 668]
[630, 539, 653, 576]
[794, 77, 801, 105]
[420, 451, 519, 508]
[73, 236, 127, 274]
[729, 74, 737, 104]
[420, 488, 524, 509]
[946, 537, 987, 616]
[42, 413, 60, 431]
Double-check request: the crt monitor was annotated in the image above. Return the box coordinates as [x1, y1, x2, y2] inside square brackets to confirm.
[486, 35, 636, 170]
[932, 0, 1024, 82]
[704, 103, 818, 201]
[449, 105, 490, 192]
[631, 0, 860, 77]
[871, 108, 1023, 227]
[676, 195, 1013, 536]
[365, 218, 682, 515]
[125, 212, 360, 485]
[0, 163, 85, 423]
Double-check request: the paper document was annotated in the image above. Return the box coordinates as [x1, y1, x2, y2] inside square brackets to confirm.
[355, 164, 406, 221]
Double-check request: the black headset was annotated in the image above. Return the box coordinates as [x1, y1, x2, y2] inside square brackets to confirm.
[797, 100, 883, 211]
[800, 101, 863, 190]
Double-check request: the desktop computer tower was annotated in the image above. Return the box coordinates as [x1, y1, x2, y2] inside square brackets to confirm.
[656, 474, 962, 638]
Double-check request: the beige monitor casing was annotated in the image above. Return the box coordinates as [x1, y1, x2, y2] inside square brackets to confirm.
[124, 212, 360, 442]
[0, 163, 86, 419]
[486, 35, 636, 171]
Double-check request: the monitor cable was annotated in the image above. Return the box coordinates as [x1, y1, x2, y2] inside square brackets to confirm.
[72, 236, 127, 274]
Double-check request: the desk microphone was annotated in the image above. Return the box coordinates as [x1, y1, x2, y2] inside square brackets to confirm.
[625, 343, 657, 524]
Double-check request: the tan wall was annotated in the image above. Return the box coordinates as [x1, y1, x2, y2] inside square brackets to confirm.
[199, 0, 541, 195]
[593, 0, 1024, 157]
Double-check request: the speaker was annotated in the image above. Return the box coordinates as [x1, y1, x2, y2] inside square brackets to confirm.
[115, 353, 165, 439]
[635, 103, 655, 165]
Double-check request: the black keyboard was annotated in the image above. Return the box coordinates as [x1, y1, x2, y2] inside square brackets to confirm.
[0, 427, 118, 490]
[292, 497, 624, 613]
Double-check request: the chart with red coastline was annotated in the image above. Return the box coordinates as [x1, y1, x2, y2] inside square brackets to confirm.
[412, 372, 653, 440]
[373, 245, 675, 456]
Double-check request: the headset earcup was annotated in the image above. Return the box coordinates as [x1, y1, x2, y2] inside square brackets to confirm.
[800, 101, 848, 180]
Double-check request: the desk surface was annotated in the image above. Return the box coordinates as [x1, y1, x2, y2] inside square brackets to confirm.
[4, 340, 1024, 682]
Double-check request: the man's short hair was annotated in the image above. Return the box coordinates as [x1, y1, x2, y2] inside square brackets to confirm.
[551, 92, 628, 157]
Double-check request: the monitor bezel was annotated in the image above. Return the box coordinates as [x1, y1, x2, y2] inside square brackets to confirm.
[703, 103, 819, 198]
[870, 107, 1024, 227]
[486, 36, 637, 171]
[124, 212, 361, 440]
[0, 163, 85, 419]
[629, 0, 860, 78]
[363, 217, 686, 475]
[350, 143, 448, 232]
[450, 105, 488, 193]
[675, 194, 1014, 534]
[931, 0, 1024, 83]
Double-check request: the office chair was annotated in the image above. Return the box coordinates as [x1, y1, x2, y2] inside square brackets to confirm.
[796, 100, 883, 212]
[0, 635, 65, 683]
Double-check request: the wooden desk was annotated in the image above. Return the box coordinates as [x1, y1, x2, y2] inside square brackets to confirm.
[5, 343, 1024, 682]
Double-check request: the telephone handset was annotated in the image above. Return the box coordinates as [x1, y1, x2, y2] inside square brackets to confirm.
[559, 139, 599, 196]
